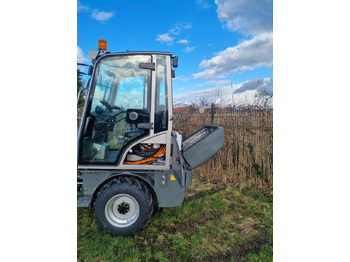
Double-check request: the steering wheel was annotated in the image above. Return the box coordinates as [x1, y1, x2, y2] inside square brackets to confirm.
[100, 100, 121, 111]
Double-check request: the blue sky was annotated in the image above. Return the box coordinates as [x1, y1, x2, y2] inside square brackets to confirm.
[77, 0, 273, 100]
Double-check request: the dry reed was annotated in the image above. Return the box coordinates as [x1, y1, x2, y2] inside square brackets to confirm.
[174, 107, 273, 193]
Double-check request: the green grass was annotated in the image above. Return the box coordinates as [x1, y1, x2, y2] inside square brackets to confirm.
[77, 179, 272, 261]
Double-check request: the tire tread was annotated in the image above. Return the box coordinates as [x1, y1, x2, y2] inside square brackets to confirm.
[94, 176, 153, 236]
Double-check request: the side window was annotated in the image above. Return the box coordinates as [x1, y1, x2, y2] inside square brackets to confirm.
[155, 56, 168, 133]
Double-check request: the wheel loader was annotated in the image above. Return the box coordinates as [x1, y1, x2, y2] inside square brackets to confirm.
[77, 40, 224, 236]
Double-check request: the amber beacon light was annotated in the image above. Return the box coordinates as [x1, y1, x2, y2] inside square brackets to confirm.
[98, 39, 107, 50]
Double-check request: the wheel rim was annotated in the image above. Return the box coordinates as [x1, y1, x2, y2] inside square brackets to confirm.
[105, 194, 140, 228]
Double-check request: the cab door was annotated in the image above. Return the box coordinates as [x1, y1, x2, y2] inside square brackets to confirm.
[78, 54, 153, 165]
[116, 54, 173, 168]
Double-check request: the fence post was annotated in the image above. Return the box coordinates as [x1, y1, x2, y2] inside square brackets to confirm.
[211, 103, 215, 124]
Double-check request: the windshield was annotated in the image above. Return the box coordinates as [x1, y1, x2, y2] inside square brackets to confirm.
[91, 55, 151, 112]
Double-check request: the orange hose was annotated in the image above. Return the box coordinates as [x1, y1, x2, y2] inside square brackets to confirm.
[124, 145, 166, 165]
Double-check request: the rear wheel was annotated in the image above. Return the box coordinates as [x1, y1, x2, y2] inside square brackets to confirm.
[94, 177, 153, 236]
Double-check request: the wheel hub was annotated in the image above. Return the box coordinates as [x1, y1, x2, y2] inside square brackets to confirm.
[117, 202, 130, 215]
[105, 193, 140, 228]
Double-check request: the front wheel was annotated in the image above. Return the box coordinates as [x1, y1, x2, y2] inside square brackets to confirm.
[94, 177, 153, 236]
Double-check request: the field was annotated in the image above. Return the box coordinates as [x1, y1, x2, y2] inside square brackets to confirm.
[78, 108, 273, 261]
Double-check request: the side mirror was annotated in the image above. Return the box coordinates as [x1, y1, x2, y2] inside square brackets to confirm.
[172, 56, 178, 68]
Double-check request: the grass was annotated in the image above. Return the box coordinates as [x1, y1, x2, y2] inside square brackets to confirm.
[77, 176, 273, 261]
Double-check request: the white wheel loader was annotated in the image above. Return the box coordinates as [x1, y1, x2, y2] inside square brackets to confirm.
[77, 40, 224, 236]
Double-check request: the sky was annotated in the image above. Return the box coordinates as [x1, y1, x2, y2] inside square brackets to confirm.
[77, 0, 273, 105]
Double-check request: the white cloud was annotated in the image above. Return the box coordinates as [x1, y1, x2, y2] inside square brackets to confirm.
[182, 24, 192, 29]
[174, 76, 190, 82]
[156, 22, 191, 45]
[156, 33, 174, 45]
[177, 39, 189, 44]
[170, 22, 192, 34]
[173, 83, 238, 105]
[77, 46, 90, 73]
[77, 1, 89, 12]
[169, 26, 182, 35]
[192, 31, 272, 79]
[234, 78, 273, 95]
[91, 9, 115, 22]
[197, 80, 231, 87]
[184, 46, 196, 53]
[179, 87, 185, 90]
[257, 78, 273, 95]
[173, 79, 272, 106]
[77, 46, 88, 63]
[196, 0, 211, 9]
[215, 0, 273, 36]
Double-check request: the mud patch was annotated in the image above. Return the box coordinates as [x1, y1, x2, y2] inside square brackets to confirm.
[205, 232, 269, 261]
[164, 210, 223, 234]
[185, 184, 227, 202]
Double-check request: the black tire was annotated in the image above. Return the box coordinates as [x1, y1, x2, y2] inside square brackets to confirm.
[94, 177, 153, 236]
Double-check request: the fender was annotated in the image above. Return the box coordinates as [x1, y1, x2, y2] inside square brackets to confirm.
[77, 170, 159, 208]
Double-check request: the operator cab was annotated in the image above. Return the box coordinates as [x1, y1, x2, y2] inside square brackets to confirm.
[77, 42, 177, 169]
